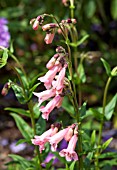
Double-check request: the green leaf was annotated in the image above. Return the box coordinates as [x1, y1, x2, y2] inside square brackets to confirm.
[62, 97, 75, 118]
[78, 63, 86, 83]
[8, 154, 32, 169]
[15, 67, 29, 89]
[0, 49, 8, 68]
[28, 83, 40, 100]
[10, 41, 14, 53]
[16, 139, 30, 145]
[36, 116, 46, 135]
[9, 80, 27, 104]
[102, 137, 113, 150]
[91, 130, 96, 146]
[98, 152, 117, 159]
[69, 161, 76, 170]
[101, 58, 111, 76]
[105, 93, 117, 120]
[79, 102, 87, 120]
[111, 0, 117, 19]
[33, 103, 41, 119]
[84, 0, 96, 18]
[10, 113, 33, 140]
[90, 108, 103, 121]
[5, 107, 30, 117]
[69, 34, 89, 47]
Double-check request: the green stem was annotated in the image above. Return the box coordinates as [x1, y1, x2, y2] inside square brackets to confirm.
[67, 44, 83, 170]
[28, 100, 42, 170]
[95, 76, 112, 170]
[70, 0, 75, 18]
[9, 52, 28, 81]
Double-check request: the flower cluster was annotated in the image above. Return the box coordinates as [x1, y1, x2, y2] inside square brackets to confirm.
[30, 15, 76, 44]
[32, 123, 78, 162]
[0, 18, 10, 48]
[33, 46, 68, 120]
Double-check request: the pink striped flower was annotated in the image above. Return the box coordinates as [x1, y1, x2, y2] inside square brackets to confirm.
[31, 125, 58, 153]
[32, 19, 39, 30]
[52, 65, 67, 93]
[59, 134, 78, 161]
[39, 95, 63, 120]
[33, 88, 56, 106]
[48, 128, 69, 151]
[42, 23, 58, 31]
[44, 33, 55, 44]
[38, 64, 62, 89]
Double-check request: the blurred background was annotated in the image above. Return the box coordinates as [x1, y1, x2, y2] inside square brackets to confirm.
[0, 0, 117, 169]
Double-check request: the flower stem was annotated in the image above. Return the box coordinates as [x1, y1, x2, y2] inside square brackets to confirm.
[28, 100, 42, 170]
[95, 76, 112, 170]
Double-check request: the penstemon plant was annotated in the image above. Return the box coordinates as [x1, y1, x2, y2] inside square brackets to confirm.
[0, 0, 117, 170]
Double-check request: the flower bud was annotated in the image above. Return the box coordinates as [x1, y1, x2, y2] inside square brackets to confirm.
[1, 82, 11, 96]
[56, 46, 65, 53]
[64, 127, 73, 141]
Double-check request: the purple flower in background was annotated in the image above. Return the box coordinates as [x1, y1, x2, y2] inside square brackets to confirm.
[0, 17, 10, 48]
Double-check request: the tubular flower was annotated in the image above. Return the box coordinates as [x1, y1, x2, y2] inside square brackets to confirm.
[59, 134, 78, 161]
[48, 128, 69, 152]
[33, 88, 56, 106]
[42, 23, 58, 31]
[31, 124, 59, 153]
[34, 47, 68, 120]
[39, 95, 63, 120]
[38, 64, 62, 89]
[52, 64, 67, 93]
[44, 32, 55, 44]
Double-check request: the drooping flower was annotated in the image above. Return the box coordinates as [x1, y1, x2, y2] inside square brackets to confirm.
[33, 88, 56, 106]
[39, 95, 63, 120]
[59, 134, 78, 161]
[44, 32, 55, 44]
[31, 124, 59, 153]
[48, 128, 69, 151]
[42, 23, 58, 31]
[38, 64, 62, 89]
[52, 64, 67, 93]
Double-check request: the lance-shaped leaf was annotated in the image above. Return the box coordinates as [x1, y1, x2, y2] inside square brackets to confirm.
[102, 137, 113, 150]
[69, 34, 89, 47]
[0, 49, 8, 68]
[5, 107, 30, 117]
[10, 113, 33, 140]
[105, 93, 117, 120]
[101, 58, 111, 76]
[8, 154, 33, 170]
[9, 80, 27, 104]
[78, 63, 86, 83]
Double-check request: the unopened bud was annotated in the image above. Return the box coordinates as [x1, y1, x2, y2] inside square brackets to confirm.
[56, 46, 65, 53]
[33, 20, 39, 30]
[64, 127, 73, 141]
[46, 56, 56, 69]
[74, 125, 78, 135]
[1, 82, 11, 96]
[42, 23, 58, 31]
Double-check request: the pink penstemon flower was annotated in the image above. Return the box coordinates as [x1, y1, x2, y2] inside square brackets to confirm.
[31, 124, 59, 153]
[44, 32, 55, 44]
[46, 54, 59, 70]
[42, 23, 58, 31]
[48, 128, 69, 152]
[33, 88, 56, 106]
[59, 134, 78, 161]
[39, 95, 63, 120]
[32, 19, 39, 30]
[38, 64, 62, 89]
[52, 64, 67, 92]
